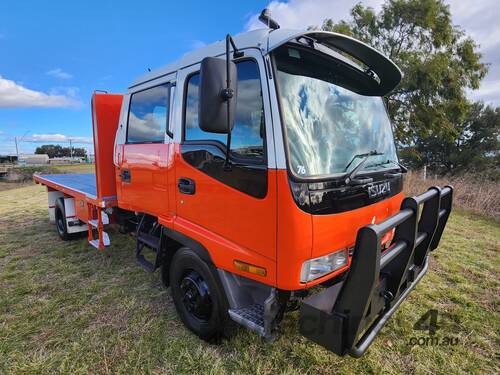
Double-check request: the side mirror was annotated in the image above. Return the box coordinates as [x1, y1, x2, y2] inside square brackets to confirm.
[198, 57, 238, 134]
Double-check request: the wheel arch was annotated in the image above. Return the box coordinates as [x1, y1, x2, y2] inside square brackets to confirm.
[160, 226, 216, 287]
[162, 226, 214, 265]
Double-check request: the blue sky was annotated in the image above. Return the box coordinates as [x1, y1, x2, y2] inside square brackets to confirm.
[1, 0, 498, 155]
[0, 0, 269, 154]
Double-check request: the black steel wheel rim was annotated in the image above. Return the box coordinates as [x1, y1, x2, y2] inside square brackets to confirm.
[180, 270, 213, 321]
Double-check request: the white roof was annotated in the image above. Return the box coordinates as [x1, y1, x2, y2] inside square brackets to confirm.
[130, 28, 308, 88]
[130, 28, 401, 95]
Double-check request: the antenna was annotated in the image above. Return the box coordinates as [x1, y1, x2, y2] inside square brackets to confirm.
[258, 8, 280, 30]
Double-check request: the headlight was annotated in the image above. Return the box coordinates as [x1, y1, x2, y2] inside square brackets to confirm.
[300, 249, 348, 283]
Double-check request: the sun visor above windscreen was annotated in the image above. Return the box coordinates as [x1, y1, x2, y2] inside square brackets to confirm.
[268, 30, 402, 96]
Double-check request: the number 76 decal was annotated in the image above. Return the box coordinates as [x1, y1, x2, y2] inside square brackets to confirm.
[297, 165, 306, 175]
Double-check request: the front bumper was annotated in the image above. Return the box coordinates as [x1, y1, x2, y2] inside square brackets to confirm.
[299, 185, 453, 357]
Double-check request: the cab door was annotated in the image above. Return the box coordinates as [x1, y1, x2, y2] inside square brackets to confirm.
[118, 82, 173, 216]
[173, 53, 278, 283]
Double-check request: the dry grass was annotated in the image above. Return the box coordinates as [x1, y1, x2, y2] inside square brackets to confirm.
[0, 164, 95, 192]
[0, 181, 499, 373]
[9, 163, 95, 182]
[404, 171, 500, 220]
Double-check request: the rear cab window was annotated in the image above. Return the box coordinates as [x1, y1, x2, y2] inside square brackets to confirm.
[127, 84, 170, 143]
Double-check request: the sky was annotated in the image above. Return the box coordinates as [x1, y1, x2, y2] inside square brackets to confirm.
[0, 0, 498, 155]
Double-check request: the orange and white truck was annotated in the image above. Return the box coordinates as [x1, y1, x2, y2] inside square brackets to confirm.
[34, 11, 453, 357]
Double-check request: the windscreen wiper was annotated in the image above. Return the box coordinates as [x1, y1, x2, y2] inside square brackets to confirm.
[387, 160, 408, 173]
[344, 150, 383, 185]
[344, 150, 381, 172]
[367, 159, 408, 173]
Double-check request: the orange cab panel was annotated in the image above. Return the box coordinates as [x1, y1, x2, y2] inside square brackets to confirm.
[276, 170, 313, 290]
[312, 192, 404, 258]
[275, 170, 405, 290]
[118, 143, 170, 216]
[172, 144, 278, 286]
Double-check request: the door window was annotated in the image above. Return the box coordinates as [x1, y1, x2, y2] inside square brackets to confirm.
[184, 60, 265, 162]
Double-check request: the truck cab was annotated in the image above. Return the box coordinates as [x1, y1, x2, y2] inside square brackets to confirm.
[35, 25, 453, 357]
[114, 28, 405, 288]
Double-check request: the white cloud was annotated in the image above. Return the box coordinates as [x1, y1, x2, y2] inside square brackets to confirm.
[0, 142, 17, 154]
[447, 0, 500, 105]
[447, 0, 500, 51]
[50, 86, 80, 98]
[245, 0, 382, 31]
[468, 78, 500, 105]
[46, 68, 73, 80]
[0, 75, 81, 108]
[24, 134, 93, 144]
[190, 40, 207, 50]
[245, 0, 499, 105]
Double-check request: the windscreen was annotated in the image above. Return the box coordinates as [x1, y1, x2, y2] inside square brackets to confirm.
[274, 45, 398, 178]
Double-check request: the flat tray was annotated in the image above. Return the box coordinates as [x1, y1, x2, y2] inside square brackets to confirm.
[36, 173, 97, 198]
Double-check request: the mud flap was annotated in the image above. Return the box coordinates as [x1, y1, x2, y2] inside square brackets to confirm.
[299, 185, 453, 357]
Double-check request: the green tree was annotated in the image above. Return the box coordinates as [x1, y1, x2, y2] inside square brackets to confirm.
[71, 147, 87, 158]
[319, 0, 489, 171]
[35, 145, 87, 158]
[35, 145, 64, 158]
[413, 103, 500, 174]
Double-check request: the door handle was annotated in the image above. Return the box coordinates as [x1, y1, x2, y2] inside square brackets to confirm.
[120, 169, 131, 182]
[178, 178, 195, 195]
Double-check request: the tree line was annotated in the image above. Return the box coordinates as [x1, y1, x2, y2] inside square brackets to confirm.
[35, 144, 87, 159]
[319, 0, 499, 177]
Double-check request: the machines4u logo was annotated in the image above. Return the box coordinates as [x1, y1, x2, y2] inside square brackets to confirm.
[408, 309, 461, 347]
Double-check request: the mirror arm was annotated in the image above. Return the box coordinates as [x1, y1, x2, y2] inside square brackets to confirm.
[224, 34, 233, 170]
[223, 34, 241, 171]
[228, 35, 244, 59]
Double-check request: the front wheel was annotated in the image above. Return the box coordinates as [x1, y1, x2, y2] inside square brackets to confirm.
[169, 247, 234, 341]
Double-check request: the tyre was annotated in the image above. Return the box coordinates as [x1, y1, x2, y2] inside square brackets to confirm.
[54, 197, 74, 241]
[169, 247, 234, 341]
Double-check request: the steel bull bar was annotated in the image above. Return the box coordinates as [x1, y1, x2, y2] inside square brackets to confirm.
[299, 185, 453, 357]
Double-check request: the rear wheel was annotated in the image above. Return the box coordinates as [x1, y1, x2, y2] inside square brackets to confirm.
[169, 247, 234, 341]
[54, 197, 74, 241]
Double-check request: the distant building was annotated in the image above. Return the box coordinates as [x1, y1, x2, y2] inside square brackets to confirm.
[0, 155, 18, 164]
[48, 157, 85, 165]
[19, 154, 49, 165]
[0, 155, 17, 177]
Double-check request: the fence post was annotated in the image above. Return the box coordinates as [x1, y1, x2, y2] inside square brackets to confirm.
[423, 165, 427, 180]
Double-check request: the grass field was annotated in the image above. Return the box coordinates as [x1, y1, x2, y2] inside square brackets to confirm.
[0, 182, 498, 374]
[0, 164, 95, 191]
